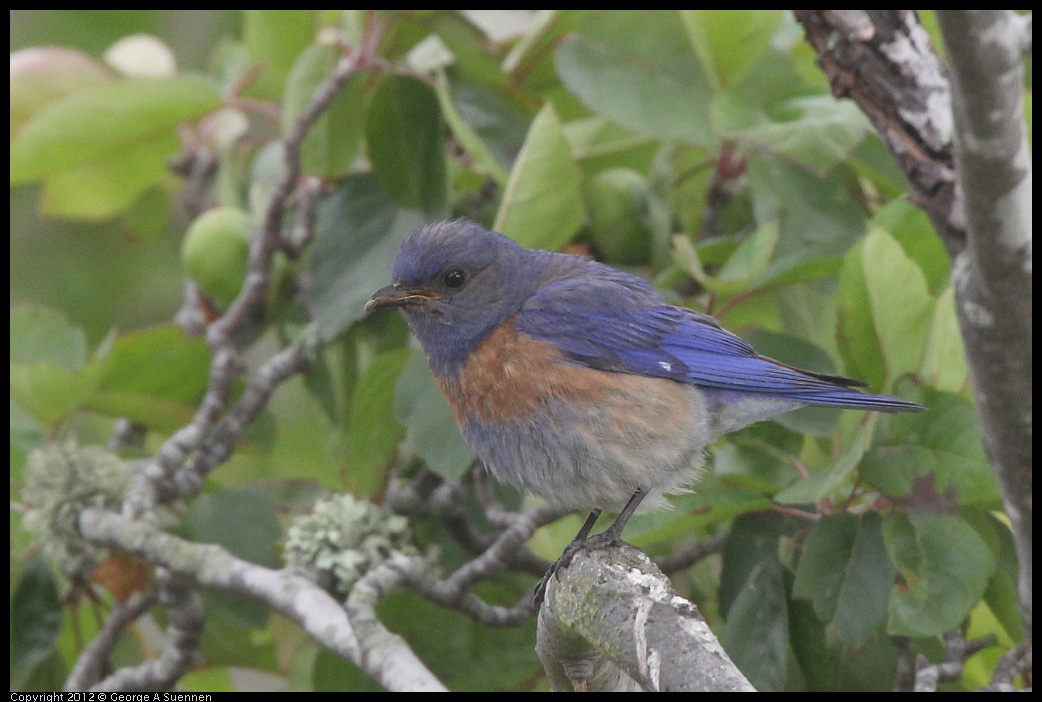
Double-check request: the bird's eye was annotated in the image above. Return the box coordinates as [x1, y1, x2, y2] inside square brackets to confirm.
[443, 268, 466, 289]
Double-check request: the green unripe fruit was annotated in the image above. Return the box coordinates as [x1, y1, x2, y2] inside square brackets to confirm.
[181, 207, 251, 308]
[585, 168, 653, 265]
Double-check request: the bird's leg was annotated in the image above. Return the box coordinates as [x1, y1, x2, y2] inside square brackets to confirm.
[534, 509, 601, 604]
[595, 487, 647, 543]
[571, 508, 603, 543]
[534, 488, 649, 604]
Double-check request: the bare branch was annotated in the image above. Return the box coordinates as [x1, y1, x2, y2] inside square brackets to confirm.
[126, 42, 375, 516]
[1012, 12, 1032, 55]
[65, 588, 159, 691]
[78, 507, 445, 692]
[984, 643, 1032, 691]
[345, 555, 449, 691]
[537, 545, 754, 692]
[911, 629, 999, 692]
[936, 9, 1033, 636]
[90, 570, 204, 692]
[793, 11, 959, 249]
[654, 532, 727, 574]
[406, 504, 573, 627]
[387, 468, 556, 577]
[445, 504, 570, 593]
[171, 341, 310, 498]
[794, 7, 1033, 641]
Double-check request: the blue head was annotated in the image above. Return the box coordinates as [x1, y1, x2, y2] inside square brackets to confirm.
[366, 220, 545, 376]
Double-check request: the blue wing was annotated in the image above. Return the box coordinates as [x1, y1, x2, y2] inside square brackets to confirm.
[515, 271, 922, 413]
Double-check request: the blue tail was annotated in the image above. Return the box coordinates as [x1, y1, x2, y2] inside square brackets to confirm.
[789, 388, 924, 413]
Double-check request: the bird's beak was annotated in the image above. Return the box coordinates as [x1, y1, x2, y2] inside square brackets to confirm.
[365, 284, 440, 313]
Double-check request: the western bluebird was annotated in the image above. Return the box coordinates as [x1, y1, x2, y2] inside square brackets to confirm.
[366, 219, 923, 597]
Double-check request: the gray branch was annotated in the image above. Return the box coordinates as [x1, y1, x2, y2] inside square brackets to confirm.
[345, 555, 450, 692]
[65, 588, 159, 691]
[935, 9, 1033, 636]
[537, 545, 754, 692]
[90, 569, 205, 692]
[79, 507, 446, 692]
[794, 8, 1033, 639]
[126, 46, 371, 516]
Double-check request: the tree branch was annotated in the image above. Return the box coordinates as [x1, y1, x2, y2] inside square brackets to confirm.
[78, 507, 445, 692]
[935, 9, 1033, 637]
[537, 545, 754, 692]
[89, 569, 204, 692]
[794, 8, 1033, 639]
[345, 555, 450, 691]
[65, 588, 160, 691]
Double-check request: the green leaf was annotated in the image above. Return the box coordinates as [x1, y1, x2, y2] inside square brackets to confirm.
[10, 360, 103, 428]
[10, 46, 112, 137]
[554, 11, 715, 147]
[283, 44, 368, 178]
[394, 351, 474, 481]
[123, 186, 173, 244]
[883, 513, 996, 637]
[366, 75, 447, 215]
[180, 488, 282, 631]
[793, 513, 894, 647]
[179, 667, 236, 693]
[836, 240, 886, 390]
[504, 10, 587, 79]
[84, 325, 211, 432]
[313, 646, 382, 692]
[344, 349, 411, 498]
[10, 555, 63, 690]
[10, 305, 87, 368]
[309, 175, 425, 343]
[860, 229, 933, 379]
[41, 133, 178, 220]
[434, 73, 511, 185]
[200, 609, 277, 667]
[735, 96, 870, 174]
[181, 488, 282, 567]
[837, 229, 932, 390]
[719, 512, 796, 616]
[920, 286, 968, 393]
[446, 77, 532, 173]
[755, 256, 844, 292]
[10, 76, 222, 183]
[376, 586, 542, 690]
[681, 10, 783, 89]
[861, 389, 1000, 507]
[243, 10, 318, 99]
[977, 511, 1026, 642]
[747, 155, 867, 267]
[794, 516, 858, 621]
[493, 103, 584, 250]
[788, 597, 832, 690]
[870, 198, 951, 295]
[427, 11, 509, 90]
[774, 418, 876, 505]
[626, 486, 773, 544]
[673, 221, 779, 295]
[722, 556, 789, 691]
[714, 421, 803, 494]
[562, 116, 658, 175]
[9, 306, 102, 428]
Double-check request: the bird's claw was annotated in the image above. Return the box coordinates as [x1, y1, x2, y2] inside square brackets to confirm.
[533, 532, 625, 604]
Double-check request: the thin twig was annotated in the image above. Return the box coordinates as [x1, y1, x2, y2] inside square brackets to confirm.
[90, 569, 204, 692]
[65, 588, 160, 691]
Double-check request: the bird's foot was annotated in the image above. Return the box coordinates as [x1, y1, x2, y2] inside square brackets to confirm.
[533, 531, 625, 605]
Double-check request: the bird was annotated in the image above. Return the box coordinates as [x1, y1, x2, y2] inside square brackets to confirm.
[366, 219, 924, 599]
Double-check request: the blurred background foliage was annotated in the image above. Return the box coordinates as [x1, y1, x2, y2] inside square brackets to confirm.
[10, 10, 1025, 692]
